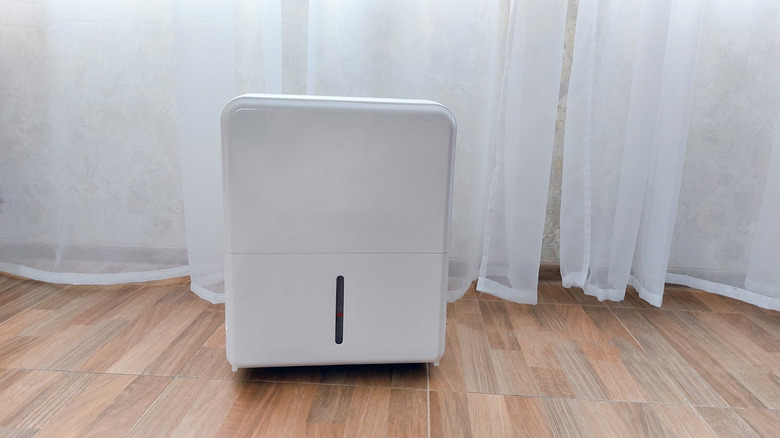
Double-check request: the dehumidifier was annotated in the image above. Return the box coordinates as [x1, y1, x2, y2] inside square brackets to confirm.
[221, 94, 456, 370]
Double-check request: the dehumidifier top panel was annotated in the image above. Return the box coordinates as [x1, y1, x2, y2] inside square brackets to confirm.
[221, 94, 456, 255]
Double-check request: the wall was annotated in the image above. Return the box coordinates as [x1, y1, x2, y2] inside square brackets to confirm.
[542, 0, 579, 263]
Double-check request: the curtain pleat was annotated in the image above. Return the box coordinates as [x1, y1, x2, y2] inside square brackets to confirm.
[477, 0, 569, 303]
[562, 0, 780, 309]
[3, 0, 779, 310]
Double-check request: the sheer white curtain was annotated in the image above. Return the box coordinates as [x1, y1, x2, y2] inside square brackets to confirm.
[176, 0, 568, 303]
[0, 0, 189, 283]
[8, 0, 777, 311]
[561, 0, 780, 309]
[477, 0, 568, 303]
[1, 0, 566, 304]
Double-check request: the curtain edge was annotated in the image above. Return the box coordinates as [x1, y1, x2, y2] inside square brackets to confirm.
[0, 263, 189, 286]
[667, 273, 780, 311]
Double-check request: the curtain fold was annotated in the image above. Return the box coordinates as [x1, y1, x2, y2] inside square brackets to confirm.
[1, 0, 518, 303]
[477, 0, 569, 303]
[0, 0, 189, 284]
[3, 0, 779, 311]
[562, 0, 780, 309]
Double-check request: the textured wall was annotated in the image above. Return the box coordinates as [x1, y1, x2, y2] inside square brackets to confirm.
[542, 0, 579, 263]
[0, 2, 186, 252]
[1, 0, 574, 267]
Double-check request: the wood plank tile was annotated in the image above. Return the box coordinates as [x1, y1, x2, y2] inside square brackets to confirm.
[431, 392, 518, 437]
[488, 349, 538, 396]
[540, 397, 594, 437]
[682, 311, 773, 368]
[13, 324, 95, 370]
[130, 377, 429, 438]
[574, 400, 643, 438]
[386, 388, 427, 437]
[649, 403, 719, 437]
[430, 391, 471, 437]
[221, 382, 426, 438]
[0, 368, 27, 393]
[0, 370, 63, 425]
[143, 310, 223, 375]
[538, 284, 603, 306]
[306, 385, 354, 425]
[29, 373, 137, 438]
[50, 319, 131, 370]
[633, 309, 770, 408]
[611, 309, 729, 406]
[745, 314, 780, 348]
[591, 359, 647, 402]
[428, 306, 467, 392]
[67, 284, 144, 326]
[432, 392, 722, 438]
[734, 408, 780, 437]
[727, 367, 780, 409]
[3, 272, 780, 436]
[0, 336, 46, 368]
[686, 288, 776, 314]
[342, 385, 392, 437]
[107, 303, 206, 375]
[0, 275, 26, 294]
[465, 393, 515, 437]
[75, 292, 177, 372]
[21, 293, 99, 338]
[503, 395, 555, 437]
[0, 282, 59, 324]
[553, 340, 610, 400]
[654, 286, 712, 312]
[696, 407, 763, 438]
[127, 378, 248, 438]
[4, 371, 96, 429]
[609, 336, 689, 404]
[432, 393, 591, 438]
[457, 323, 499, 393]
[478, 301, 521, 350]
[0, 309, 54, 343]
[80, 376, 172, 438]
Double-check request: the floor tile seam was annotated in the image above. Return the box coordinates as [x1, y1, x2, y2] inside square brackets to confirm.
[172, 327, 221, 378]
[173, 374, 430, 391]
[426, 363, 431, 438]
[4, 366, 170, 379]
[603, 304, 649, 358]
[708, 405, 780, 412]
[121, 374, 177, 438]
[429, 387, 780, 412]
[425, 389, 734, 408]
[606, 306, 777, 316]
[471, 297, 607, 307]
[601, 307, 780, 410]
[0, 366, 177, 438]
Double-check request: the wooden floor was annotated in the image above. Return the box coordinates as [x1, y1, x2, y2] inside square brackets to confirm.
[1, 273, 779, 437]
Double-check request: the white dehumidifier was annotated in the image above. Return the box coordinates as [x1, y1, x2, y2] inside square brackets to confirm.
[221, 94, 456, 370]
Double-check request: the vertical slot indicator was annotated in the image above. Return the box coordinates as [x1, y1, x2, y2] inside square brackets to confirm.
[335, 275, 344, 344]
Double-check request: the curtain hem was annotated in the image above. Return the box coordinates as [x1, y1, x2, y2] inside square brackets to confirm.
[477, 276, 537, 304]
[666, 273, 780, 311]
[0, 263, 189, 286]
[190, 282, 226, 304]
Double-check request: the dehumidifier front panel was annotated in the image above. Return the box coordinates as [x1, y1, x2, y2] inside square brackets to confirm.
[221, 94, 456, 369]
[222, 97, 455, 255]
[225, 252, 447, 367]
